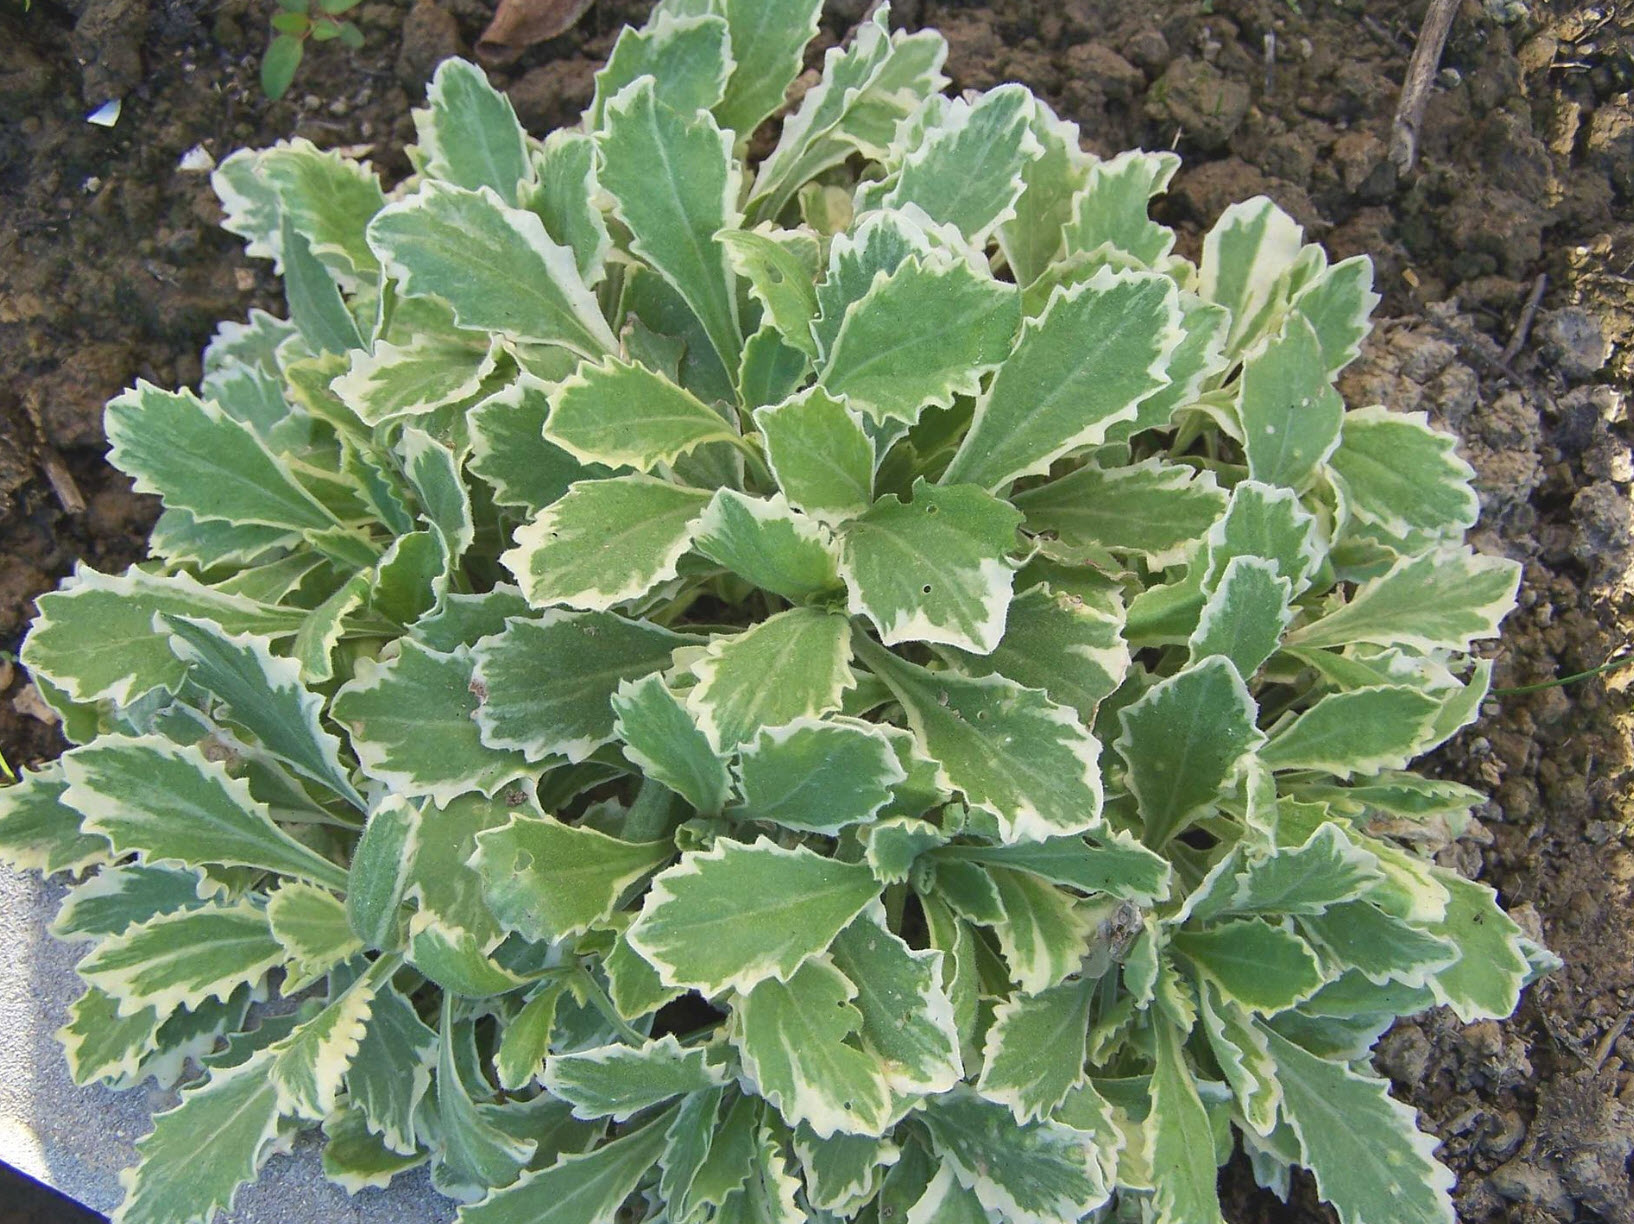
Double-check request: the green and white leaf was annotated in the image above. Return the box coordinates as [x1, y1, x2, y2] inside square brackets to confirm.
[1114, 658, 1264, 847]
[502, 476, 711, 611]
[333, 641, 533, 804]
[1290, 254, 1378, 375]
[732, 955, 895, 1137]
[493, 983, 563, 1091]
[473, 611, 686, 762]
[164, 615, 362, 806]
[748, 8, 947, 220]
[1287, 548, 1521, 652]
[942, 270, 1182, 491]
[434, 999, 535, 1193]
[612, 673, 731, 814]
[718, 227, 821, 357]
[589, 12, 732, 129]
[1147, 1020, 1223, 1224]
[346, 795, 419, 950]
[732, 718, 904, 833]
[470, 376, 607, 515]
[409, 913, 527, 998]
[268, 882, 363, 983]
[936, 830, 1171, 905]
[599, 77, 743, 373]
[111, 1051, 284, 1224]
[79, 902, 285, 1019]
[1262, 686, 1442, 776]
[753, 388, 873, 524]
[543, 1036, 728, 1122]
[1236, 316, 1344, 492]
[416, 58, 534, 204]
[1061, 150, 1180, 268]
[818, 254, 1017, 427]
[1189, 824, 1382, 922]
[829, 900, 962, 1094]
[796, 1126, 900, 1216]
[545, 356, 742, 472]
[1013, 458, 1227, 569]
[368, 182, 616, 357]
[977, 975, 1094, 1122]
[0, 764, 110, 876]
[399, 428, 476, 558]
[321, 1108, 428, 1193]
[1297, 901, 1458, 989]
[841, 479, 1019, 653]
[988, 867, 1092, 994]
[917, 1086, 1109, 1224]
[687, 608, 854, 749]
[524, 130, 611, 285]
[713, 0, 823, 136]
[1423, 869, 1529, 1022]
[333, 334, 499, 426]
[1187, 556, 1294, 679]
[877, 85, 1042, 244]
[63, 736, 348, 889]
[1198, 984, 1280, 1136]
[471, 813, 671, 942]
[1199, 196, 1305, 357]
[457, 1104, 672, 1224]
[281, 218, 366, 355]
[1328, 407, 1479, 540]
[255, 138, 386, 284]
[51, 863, 210, 942]
[627, 837, 878, 994]
[346, 982, 436, 1154]
[58, 986, 163, 1087]
[997, 98, 1093, 288]
[694, 489, 842, 603]
[107, 383, 339, 531]
[268, 955, 388, 1119]
[860, 640, 1103, 844]
[945, 584, 1129, 722]
[1170, 919, 1326, 1013]
[1261, 1023, 1455, 1224]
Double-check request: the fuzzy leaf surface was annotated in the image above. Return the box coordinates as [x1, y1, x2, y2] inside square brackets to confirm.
[502, 476, 712, 611]
[473, 612, 686, 763]
[943, 270, 1182, 491]
[840, 479, 1021, 654]
[471, 814, 671, 942]
[861, 640, 1103, 843]
[627, 837, 878, 994]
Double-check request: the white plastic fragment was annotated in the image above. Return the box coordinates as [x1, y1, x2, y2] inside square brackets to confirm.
[86, 99, 122, 127]
[178, 144, 216, 173]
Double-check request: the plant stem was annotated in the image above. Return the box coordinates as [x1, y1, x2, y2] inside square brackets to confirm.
[624, 776, 677, 843]
[573, 962, 648, 1045]
[1492, 653, 1634, 696]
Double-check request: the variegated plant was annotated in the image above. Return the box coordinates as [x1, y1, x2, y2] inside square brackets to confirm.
[0, 5, 1553, 1223]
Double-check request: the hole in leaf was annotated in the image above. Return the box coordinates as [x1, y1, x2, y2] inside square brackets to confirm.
[921, 584, 932, 594]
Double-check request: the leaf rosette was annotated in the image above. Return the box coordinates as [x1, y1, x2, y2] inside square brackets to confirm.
[2, 9, 1551, 1224]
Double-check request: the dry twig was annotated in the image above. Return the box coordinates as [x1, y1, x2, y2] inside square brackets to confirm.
[1389, 0, 1461, 174]
[39, 449, 85, 514]
[1501, 273, 1548, 364]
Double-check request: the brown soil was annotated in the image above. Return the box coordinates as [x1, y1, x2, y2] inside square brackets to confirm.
[2, 0, 1631, 1219]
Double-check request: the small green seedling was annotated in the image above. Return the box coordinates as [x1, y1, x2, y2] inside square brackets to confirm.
[262, 0, 364, 100]
[0, 5, 1553, 1224]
